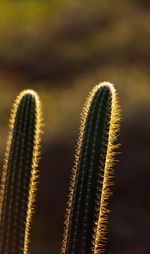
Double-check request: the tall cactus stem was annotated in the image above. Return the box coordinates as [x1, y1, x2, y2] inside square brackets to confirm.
[0, 89, 43, 254]
[62, 82, 120, 254]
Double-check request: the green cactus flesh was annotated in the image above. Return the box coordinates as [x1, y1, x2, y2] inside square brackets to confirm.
[0, 90, 42, 254]
[62, 82, 120, 254]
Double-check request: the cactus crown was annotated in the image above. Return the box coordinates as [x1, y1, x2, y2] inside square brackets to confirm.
[62, 82, 120, 254]
[0, 89, 43, 254]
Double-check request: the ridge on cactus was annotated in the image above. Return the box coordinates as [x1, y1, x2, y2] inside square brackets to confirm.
[62, 82, 120, 254]
[0, 89, 43, 254]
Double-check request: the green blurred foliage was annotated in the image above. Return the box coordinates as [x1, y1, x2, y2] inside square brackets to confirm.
[0, 0, 149, 77]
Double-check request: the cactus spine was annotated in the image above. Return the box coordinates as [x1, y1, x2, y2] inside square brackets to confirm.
[62, 82, 120, 254]
[0, 90, 42, 254]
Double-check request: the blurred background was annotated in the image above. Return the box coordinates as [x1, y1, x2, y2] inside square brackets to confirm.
[0, 0, 150, 253]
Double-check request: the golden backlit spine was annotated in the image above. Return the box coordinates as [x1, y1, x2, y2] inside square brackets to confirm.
[94, 83, 120, 253]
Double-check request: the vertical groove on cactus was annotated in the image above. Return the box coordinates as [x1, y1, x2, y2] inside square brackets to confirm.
[0, 90, 43, 254]
[62, 82, 120, 254]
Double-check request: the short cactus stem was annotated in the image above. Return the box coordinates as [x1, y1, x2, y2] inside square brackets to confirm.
[0, 90, 43, 254]
[62, 82, 120, 254]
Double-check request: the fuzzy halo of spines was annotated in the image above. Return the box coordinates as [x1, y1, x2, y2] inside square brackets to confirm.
[61, 82, 120, 254]
[0, 89, 43, 254]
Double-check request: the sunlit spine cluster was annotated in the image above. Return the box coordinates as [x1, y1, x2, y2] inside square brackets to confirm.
[62, 82, 120, 254]
[0, 90, 43, 254]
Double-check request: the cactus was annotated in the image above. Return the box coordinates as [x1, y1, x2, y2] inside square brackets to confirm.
[62, 82, 120, 254]
[0, 90, 43, 254]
